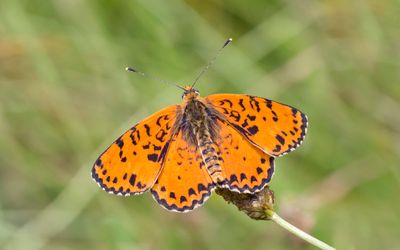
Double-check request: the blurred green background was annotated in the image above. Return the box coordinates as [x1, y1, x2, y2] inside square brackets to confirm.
[1, 0, 399, 249]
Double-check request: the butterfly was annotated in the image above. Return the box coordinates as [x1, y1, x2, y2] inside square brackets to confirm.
[92, 86, 308, 212]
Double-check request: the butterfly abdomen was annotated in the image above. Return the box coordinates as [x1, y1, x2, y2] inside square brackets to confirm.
[183, 99, 224, 184]
[197, 130, 223, 183]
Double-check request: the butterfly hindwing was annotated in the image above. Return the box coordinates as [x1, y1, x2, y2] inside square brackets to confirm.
[151, 131, 215, 212]
[92, 105, 179, 195]
[215, 120, 275, 193]
[206, 94, 307, 157]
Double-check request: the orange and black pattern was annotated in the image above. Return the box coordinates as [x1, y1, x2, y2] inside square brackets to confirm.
[92, 105, 179, 195]
[92, 87, 307, 212]
[151, 131, 215, 212]
[206, 94, 307, 157]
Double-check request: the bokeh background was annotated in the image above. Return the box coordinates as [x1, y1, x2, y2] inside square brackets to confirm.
[1, 0, 399, 249]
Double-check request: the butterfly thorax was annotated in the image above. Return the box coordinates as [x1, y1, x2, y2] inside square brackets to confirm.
[180, 91, 224, 183]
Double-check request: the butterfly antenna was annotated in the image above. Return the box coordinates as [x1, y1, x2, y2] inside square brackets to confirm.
[192, 38, 233, 88]
[125, 67, 185, 91]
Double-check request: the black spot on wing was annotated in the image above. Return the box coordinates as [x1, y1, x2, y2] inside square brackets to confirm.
[144, 124, 151, 136]
[180, 196, 187, 203]
[238, 99, 245, 111]
[266, 99, 273, 109]
[230, 174, 238, 183]
[247, 114, 256, 121]
[248, 96, 261, 112]
[95, 159, 103, 167]
[147, 154, 158, 162]
[241, 119, 249, 128]
[198, 183, 207, 192]
[276, 135, 285, 145]
[116, 137, 124, 148]
[291, 108, 298, 117]
[129, 174, 136, 186]
[271, 110, 279, 122]
[156, 116, 163, 127]
[136, 182, 146, 189]
[130, 129, 139, 145]
[229, 110, 241, 122]
[272, 144, 281, 153]
[155, 129, 168, 142]
[153, 145, 162, 151]
[142, 142, 150, 149]
[188, 188, 196, 196]
[220, 99, 233, 108]
[247, 125, 259, 135]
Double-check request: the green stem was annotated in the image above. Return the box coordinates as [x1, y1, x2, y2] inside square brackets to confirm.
[267, 210, 336, 250]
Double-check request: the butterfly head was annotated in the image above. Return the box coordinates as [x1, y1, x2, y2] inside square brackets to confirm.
[182, 86, 200, 101]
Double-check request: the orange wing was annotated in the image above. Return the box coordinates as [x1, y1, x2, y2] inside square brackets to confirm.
[214, 120, 275, 193]
[92, 105, 180, 195]
[151, 131, 215, 212]
[206, 94, 307, 157]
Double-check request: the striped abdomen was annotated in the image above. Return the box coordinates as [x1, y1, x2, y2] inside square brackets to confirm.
[197, 131, 223, 183]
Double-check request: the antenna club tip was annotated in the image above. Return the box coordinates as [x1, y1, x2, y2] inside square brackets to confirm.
[223, 38, 233, 48]
[126, 67, 136, 72]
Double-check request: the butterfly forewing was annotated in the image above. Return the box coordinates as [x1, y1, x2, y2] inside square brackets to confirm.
[206, 94, 307, 157]
[92, 105, 179, 195]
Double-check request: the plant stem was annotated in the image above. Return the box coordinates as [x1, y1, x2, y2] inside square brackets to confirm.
[267, 211, 336, 250]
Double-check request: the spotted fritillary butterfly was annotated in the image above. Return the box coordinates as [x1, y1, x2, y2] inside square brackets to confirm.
[92, 86, 307, 212]
[92, 39, 307, 212]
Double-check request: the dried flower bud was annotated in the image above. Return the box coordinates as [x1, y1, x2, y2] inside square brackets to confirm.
[216, 186, 275, 220]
